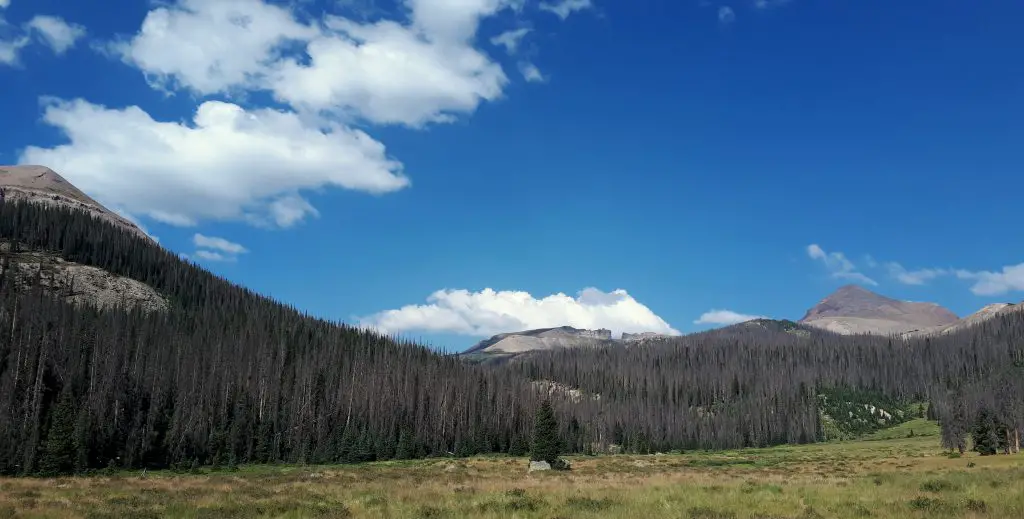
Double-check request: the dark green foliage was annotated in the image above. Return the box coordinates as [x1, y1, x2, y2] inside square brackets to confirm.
[530, 399, 561, 464]
[816, 387, 914, 438]
[38, 392, 79, 476]
[971, 407, 1008, 456]
[507, 435, 529, 457]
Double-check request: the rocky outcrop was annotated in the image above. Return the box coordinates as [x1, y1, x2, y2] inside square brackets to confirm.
[0, 246, 167, 313]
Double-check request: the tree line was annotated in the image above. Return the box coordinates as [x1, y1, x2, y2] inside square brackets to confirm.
[0, 200, 1020, 475]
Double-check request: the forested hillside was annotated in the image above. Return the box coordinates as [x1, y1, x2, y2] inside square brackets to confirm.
[0, 202, 540, 475]
[1, 201, 1021, 476]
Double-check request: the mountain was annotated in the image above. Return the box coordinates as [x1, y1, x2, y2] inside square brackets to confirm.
[1, 193, 543, 474]
[2, 169, 1022, 475]
[0, 165, 149, 240]
[1, 165, 165, 312]
[463, 326, 617, 356]
[461, 326, 679, 357]
[799, 284, 959, 335]
[906, 302, 1024, 337]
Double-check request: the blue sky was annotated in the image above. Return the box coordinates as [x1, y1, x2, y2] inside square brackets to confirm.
[3, 0, 1023, 352]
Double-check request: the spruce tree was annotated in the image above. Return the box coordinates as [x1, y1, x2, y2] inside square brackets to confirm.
[530, 399, 561, 464]
[39, 392, 78, 475]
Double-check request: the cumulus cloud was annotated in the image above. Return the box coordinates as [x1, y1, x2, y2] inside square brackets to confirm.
[955, 263, 1024, 296]
[519, 61, 544, 82]
[718, 6, 736, 24]
[886, 262, 949, 286]
[359, 287, 680, 338]
[539, 0, 592, 20]
[490, 27, 530, 54]
[694, 309, 765, 326]
[26, 15, 86, 54]
[806, 244, 877, 286]
[20, 0, 584, 227]
[0, 1, 9, 9]
[115, 0, 317, 95]
[19, 98, 408, 227]
[115, 0, 512, 127]
[269, 15, 508, 126]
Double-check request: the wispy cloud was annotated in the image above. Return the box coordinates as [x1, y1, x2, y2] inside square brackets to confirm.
[806, 244, 877, 286]
[539, 0, 593, 20]
[886, 262, 950, 286]
[519, 62, 545, 82]
[491, 28, 531, 54]
[192, 233, 247, 262]
[718, 6, 736, 24]
[754, 0, 793, 9]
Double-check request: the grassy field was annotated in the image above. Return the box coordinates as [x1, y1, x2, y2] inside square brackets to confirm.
[1, 424, 1022, 518]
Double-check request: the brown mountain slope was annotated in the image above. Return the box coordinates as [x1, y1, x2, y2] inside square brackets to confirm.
[799, 285, 959, 336]
[0, 165, 149, 240]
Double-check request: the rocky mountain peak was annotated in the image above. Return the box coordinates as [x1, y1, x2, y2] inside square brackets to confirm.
[800, 284, 959, 336]
[0, 165, 150, 241]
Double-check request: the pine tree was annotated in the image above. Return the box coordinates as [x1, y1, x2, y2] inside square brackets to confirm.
[530, 399, 562, 465]
[39, 392, 79, 475]
[508, 435, 528, 457]
[395, 427, 415, 460]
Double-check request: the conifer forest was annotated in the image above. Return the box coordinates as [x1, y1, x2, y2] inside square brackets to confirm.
[0, 201, 1021, 476]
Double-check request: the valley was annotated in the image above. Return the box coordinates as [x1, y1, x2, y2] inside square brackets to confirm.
[3, 425, 1023, 518]
[2, 169, 1023, 518]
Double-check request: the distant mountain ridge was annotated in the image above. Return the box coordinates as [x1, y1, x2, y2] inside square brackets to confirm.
[464, 285, 1021, 358]
[799, 284, 960, 336]
[462, 326, 673, 356]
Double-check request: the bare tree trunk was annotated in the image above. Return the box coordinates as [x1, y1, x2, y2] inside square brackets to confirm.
[1015, 428, 1020, 454]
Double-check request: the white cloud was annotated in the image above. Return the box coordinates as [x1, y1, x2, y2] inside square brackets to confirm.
[193, 250, 235, 262]
[26, 15, 86, 54]
[269, 15, 508, 126]
[1, 9, 82, 65]
[0, 35, 29, 65]
[718, 6, 735, 24]
[18, 98, 409, 227]
[490, 27, 530, 54]
[194, 233, 248, 255]
[539, 0, 592, 20]
[886, 262, 949, 286]
[807, 244, 877, 286]
[359, 287, 680, 338]
[116, 0, 513, 127]
[115, 0, 318, 95]
[956, 264, 1024, 296]
[694, 309, 765, 326]
[519, 61, 544, 82]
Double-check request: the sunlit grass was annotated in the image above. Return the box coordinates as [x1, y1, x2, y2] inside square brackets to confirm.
[1, 431, 1022, 518]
